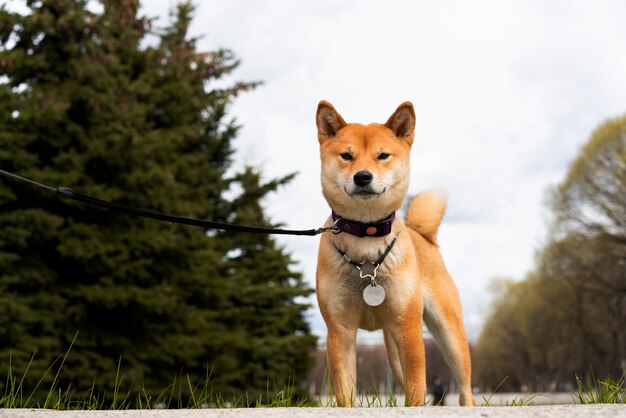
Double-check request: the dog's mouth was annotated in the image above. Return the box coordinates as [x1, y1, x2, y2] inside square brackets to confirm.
[347, 187, 386, 200]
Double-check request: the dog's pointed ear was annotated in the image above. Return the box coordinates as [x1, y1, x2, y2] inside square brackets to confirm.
[316, 100, 347, 141]
[385, 102, 415, 142]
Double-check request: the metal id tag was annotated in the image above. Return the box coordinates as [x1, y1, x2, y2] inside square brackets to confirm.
[363, 284, 385, 306]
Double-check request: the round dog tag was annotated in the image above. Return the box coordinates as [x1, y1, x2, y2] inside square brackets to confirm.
[363, 284, 385, 306]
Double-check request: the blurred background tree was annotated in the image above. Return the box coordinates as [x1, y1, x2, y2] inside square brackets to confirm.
[0, 0, 315, 405]
[474, 115, 626, 392]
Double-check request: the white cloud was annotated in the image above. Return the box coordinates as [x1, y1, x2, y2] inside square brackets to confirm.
[142, 0, 626, 341]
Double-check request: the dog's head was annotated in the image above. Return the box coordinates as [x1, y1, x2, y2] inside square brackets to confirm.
[316, 101, 415, 222]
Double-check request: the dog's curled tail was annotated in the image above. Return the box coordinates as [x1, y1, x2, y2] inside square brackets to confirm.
[405, 190, 447, 245]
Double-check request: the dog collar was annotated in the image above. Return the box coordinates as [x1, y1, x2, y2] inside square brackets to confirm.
[331, 211, 395, 237]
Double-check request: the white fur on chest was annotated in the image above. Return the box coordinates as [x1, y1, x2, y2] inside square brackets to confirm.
[326, 234, 418, 331]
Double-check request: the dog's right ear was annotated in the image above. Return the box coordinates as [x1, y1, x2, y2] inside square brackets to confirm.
[316, 100, 347, 141]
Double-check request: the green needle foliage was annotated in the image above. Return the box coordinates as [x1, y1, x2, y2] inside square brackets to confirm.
[0, 0, 315, 407]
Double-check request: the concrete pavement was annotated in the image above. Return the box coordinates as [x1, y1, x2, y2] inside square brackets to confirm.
[2, 405, 625, 418]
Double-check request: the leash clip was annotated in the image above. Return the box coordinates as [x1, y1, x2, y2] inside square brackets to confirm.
[316, 217, 342, 235]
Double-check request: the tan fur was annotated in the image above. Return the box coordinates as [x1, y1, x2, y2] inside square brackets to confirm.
[315, 101, 475, 407]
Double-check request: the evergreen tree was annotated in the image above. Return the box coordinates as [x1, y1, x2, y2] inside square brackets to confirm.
[217, 167, 316, 399]
[0, 0, 315, 405]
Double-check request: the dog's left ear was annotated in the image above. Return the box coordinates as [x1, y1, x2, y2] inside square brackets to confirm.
[385, 102, 415, 143]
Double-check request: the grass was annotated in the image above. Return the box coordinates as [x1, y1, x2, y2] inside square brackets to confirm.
[1, 340, 312, 410]
[480, 372, 626, 407]
[573, 371, 625, 404]
[1, 360, 310, 410]
[315, 363, 404, 407]
[482, 390, 539, 407]
[3, 346, 625, 409]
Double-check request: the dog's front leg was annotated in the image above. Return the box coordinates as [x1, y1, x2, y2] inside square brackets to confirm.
[395, 320, 426, 406]
[326, 324, 357, 407]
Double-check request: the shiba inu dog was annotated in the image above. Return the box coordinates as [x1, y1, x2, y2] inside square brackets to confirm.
[315, 100, 475, 407]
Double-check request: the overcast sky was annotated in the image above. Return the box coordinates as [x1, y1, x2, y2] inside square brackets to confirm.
[2, 0, 610, 342]
[134, 0, 626, 341]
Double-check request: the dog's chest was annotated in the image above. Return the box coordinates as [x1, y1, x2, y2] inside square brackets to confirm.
[333, 255, 398, 331]
[322, 233, 416, 330]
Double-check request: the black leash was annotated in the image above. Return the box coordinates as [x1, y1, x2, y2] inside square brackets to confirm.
[0, 169, 338, 236]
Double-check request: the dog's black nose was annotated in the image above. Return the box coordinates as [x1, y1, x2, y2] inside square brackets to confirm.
[353, 170, 373, 187]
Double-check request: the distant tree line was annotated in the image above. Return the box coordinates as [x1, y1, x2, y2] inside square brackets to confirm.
[0, 0, 315, 406]
[473, 115, 626, 392]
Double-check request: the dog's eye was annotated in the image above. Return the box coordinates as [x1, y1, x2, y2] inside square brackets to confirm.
[340, 153, 353, 161]
[378, 153, 391, 160]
